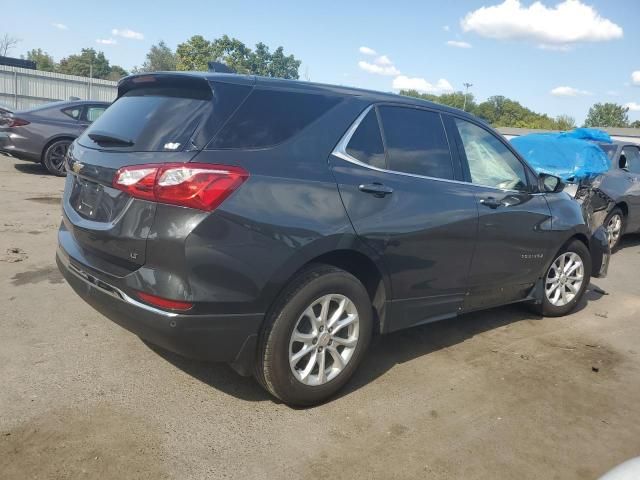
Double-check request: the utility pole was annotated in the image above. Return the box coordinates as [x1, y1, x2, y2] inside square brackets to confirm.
[462, 82, 473, 111]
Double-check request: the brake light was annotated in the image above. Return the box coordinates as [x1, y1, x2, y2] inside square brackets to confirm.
[7, 117, 30, 127]
[136, 291, 193, 311]
[112, 163, 249, 211]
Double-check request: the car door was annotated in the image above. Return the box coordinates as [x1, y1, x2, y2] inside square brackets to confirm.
[620, 145, 640, 232]
[446, 115, 553, 311]
[330, 104, 479, 331]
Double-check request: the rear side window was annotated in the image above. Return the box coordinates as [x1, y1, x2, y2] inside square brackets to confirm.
[78, 87, 213, 152]
[209, 89, 341, 149]
[345, 109, 386, 169]
[378, 106, 454, 179]
[62, 106, 81, 120]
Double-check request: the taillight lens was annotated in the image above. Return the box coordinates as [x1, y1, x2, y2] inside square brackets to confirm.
[112, 163, 249, 211]
[7, 117, 30, 127]
[136, 291, 193, 311]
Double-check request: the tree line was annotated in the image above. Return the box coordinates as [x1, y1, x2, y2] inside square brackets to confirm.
[19, 34, 301, 82]
[400, 90, 640, 129]
[5, 31, 639, 129]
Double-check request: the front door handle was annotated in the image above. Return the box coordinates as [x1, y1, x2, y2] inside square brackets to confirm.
[480, 197, 503, 209]
[359, 183, 393, 197]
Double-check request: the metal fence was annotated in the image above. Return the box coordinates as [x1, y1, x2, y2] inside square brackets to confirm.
[0, 65, 118, 111]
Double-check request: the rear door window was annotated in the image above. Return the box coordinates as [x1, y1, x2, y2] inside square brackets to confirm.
[84, 105, 107, 123]
[378, 106, 454, 179]
[209, 89, 341, 149]
[345, 108, 386, 169]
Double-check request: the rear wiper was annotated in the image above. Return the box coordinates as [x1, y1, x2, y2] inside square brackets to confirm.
[88, 131, 134, 147]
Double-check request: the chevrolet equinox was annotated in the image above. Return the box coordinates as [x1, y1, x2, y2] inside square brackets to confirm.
[57, 72, 609, 405]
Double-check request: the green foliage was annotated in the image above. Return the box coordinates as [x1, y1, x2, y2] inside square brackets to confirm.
[58, 48, 114, 79]
[176, 35, 212, 71]
[554, 114, 576, 131]
[631, 120, 640, 128]
[106, 65, 128, 81]
[24, 48, 56, 72]
[134, 41, 177, 73]
[176, 34, 301, 79]
[400, 90, 577, 130]
[584, 103, 630, 128]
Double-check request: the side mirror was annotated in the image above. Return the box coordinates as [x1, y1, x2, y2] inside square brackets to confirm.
[539, 173, 565, 193]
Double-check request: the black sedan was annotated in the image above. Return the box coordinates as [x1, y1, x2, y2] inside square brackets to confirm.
[0, 100, 110, 176]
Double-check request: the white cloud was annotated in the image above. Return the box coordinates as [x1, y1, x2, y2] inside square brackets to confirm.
[96, 38, 117, 45]
[550, 86, 592, 96]
[625, 102, 640, 112]
[111, 28, 144, 40]
[359, 60, 400, 76]
[632, 71, 640, 86]
[446, 40, 472, 48]
[359, 46, 377, 56]
[375, 55, 393, 66]
[393, 75, 454, 94]
[461, 0, 623, 48]
[443, 25, 450, 32]
[51, 23, 68, 30]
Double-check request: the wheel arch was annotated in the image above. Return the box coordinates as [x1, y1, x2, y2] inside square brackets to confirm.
[260, 237, 392, 335]
[40, 135, 76, 162]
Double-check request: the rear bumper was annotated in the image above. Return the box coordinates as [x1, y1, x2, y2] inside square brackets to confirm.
[0, 131, 39, 161]
[56, 246, 263, 370]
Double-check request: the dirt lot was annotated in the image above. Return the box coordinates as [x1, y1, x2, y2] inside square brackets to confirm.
[1, 154, 639, 480]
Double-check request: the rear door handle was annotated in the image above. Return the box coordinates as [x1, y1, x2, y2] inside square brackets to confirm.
[480, 197, 503, 209]
[358, 183, 393, 197]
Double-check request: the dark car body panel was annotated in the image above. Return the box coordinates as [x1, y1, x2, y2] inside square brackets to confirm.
[57, 72, 609, 373]
[0, 100, 109, 161]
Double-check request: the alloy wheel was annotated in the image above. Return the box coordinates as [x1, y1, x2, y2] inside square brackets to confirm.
[48, 143, 69, 174]
[606, 214, 623, 248]
[288, 293, 360, 386]
[545, 252, 585, 307]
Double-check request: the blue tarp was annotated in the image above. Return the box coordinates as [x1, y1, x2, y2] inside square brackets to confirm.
[510, 129, 612, 182]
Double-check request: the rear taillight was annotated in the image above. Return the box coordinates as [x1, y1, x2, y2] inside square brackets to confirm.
[112, 163, 249, 211]
[7, 117, 30, 127]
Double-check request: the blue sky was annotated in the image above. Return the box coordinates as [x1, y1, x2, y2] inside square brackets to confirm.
[6, 0, 640, 123]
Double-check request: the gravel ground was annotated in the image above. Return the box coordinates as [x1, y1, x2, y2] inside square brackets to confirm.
[1, 154, 639, 479]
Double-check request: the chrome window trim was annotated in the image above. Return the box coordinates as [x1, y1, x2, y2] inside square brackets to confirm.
[332, 104, 542, 196]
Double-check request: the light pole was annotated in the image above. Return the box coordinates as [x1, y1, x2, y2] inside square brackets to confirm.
[462, 82, 473, 111]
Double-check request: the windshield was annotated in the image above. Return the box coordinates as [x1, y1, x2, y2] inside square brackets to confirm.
[598, 143, 618, 161]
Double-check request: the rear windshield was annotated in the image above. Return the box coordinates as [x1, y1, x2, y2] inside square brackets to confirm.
[78, 87, 213, 152]
[208, 88, 341, 149]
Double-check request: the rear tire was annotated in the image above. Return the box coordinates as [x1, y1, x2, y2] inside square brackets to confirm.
[539, 240, 592, 317]
[604, 207, 625, 251]
[255, 264, 372, 406]
[43, 139, 71, 176]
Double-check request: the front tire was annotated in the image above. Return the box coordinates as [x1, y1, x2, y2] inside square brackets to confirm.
[43, 139, 71, 176]
[604, 208, 625, 251]
[540, 240, 592, 317]
[255, 265, 373, 406]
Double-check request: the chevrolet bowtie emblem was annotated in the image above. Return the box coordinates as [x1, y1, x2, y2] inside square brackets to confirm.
[72, 162, 83, 174]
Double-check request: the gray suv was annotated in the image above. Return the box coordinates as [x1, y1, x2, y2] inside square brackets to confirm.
[57, 72, 609, 405]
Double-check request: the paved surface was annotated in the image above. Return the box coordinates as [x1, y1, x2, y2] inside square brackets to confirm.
[1, 154, 639, 480]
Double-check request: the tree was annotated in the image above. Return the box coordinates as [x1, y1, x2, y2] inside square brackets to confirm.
[176, 35, 213, 71]
[176, 34, 301, 79]
[58, 48, 112, 79]
[631, 120, 640, 128]
[107, 65, 128, 81]
[24, 49, 56, 72]
[0, 34, 19, 56]
[134, 40, 177, 72]
[554, 114, 576, 131]
[584, 103, 629, 128]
